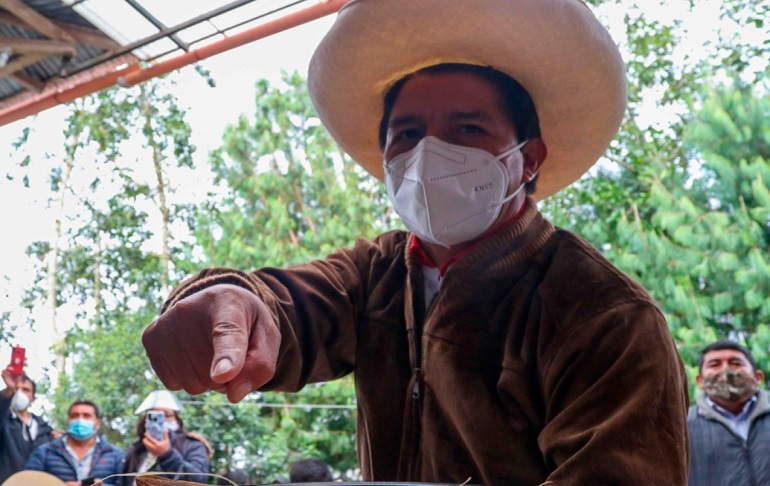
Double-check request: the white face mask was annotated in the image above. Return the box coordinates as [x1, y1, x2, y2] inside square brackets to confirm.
[163, 420, 180, 432]
[10, 390, 31, 413]
[384, 136, 530, 248]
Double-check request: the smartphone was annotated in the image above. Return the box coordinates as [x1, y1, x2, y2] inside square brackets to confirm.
[145, 410, 165, 441]
[8, 346, 25, 376]
[81, 478, 97, 486]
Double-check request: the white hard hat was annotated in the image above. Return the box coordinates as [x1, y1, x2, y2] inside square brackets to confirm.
[134, 390, 183, 415]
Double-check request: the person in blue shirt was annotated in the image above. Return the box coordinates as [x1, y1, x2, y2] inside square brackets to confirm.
[25, 400, 123, 486]
[688, 340, 770, 485]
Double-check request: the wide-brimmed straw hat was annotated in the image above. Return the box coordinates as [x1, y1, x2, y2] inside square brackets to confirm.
[308, 0, 627, 199]
[2, 471, 65, 486]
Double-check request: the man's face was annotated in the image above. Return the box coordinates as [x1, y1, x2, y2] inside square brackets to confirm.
[382, 71, 544, 227]
[68, 404, 100, 430]
[17, 379, 34, 403]
[697, 349, 764, 405]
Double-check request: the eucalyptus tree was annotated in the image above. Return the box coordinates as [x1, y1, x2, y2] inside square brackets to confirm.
[16, 77, 198, 437]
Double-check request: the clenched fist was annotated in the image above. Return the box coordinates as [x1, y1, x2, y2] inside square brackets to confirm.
[142, 284, 281, 402]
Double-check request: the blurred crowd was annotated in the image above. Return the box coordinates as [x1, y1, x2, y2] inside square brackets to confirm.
[0, 368, 335, 485]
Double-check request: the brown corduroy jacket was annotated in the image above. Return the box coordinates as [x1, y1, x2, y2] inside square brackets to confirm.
[162, 202, 689, 485]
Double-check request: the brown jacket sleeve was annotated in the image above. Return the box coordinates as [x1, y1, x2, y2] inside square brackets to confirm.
[539, 301, 689, 485]
[161, 232, 406, 392]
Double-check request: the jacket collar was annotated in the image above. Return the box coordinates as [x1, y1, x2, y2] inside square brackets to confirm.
[696, 389, 770, 429]
[442, 197, 554, 276]
[53, 434, 110, 452]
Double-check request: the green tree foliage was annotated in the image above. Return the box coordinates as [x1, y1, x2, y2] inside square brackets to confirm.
[541, 0, 769, 396]
[618, 85, 770, 390]
[194, 71, 396, 269]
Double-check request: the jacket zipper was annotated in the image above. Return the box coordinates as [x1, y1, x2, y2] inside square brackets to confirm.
[743, 440, 756, 486]
[410, 289, 440, 477]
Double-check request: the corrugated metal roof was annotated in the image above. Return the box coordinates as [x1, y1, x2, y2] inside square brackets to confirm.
[0, 0, 119, 102]
[22, 0, 93, 28]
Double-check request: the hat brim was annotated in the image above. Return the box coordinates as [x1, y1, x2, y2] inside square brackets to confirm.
[308, 0, 627, 199]
[2, 471, 65, 486]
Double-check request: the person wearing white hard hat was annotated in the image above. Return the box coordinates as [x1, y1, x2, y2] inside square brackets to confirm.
[142, 0, 689, 483]
[118, 391, 211, 486]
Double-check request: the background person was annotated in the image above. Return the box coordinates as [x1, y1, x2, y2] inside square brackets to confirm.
[24, 400, 123, 485]
[0, 367, 55, 483]
[215, 469, 250, 485]
[688, 340, 770, 485]
[288, 458, 332, 483]
[141, 0, 689, 483]
[119, 390, 211, 485]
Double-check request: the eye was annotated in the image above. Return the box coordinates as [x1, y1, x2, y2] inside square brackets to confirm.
[392, 127, 421, 143]
[459, 124, 484, 134]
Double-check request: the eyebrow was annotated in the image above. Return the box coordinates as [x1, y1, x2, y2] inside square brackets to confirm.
[706, 357, 748, 365]
[388, 114, 421, 131]
[448, 110, 492, 122]
[388, 110, 493, 130]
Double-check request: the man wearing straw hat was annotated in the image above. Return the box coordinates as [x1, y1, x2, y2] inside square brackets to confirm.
[143, 0, 689, 483]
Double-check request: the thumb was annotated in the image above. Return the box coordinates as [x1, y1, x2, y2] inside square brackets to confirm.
[225, 308, 280, 403]
[207, 285, 270, 385]
[210, 319, 250, 384]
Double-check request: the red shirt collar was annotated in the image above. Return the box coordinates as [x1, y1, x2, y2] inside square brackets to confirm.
[409, 202, 527, 276]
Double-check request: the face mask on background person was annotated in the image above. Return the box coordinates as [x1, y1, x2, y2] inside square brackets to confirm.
[703, 368, 759, 401]
[10, 390, 30, 413]
[68, 418, 96, 440]
[384, 136, 532, 248]
[163, 420, 180, 432]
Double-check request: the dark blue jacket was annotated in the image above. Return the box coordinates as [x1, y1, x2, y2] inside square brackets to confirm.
[118, 431, 211, 485]
[25, 434, 124, 484]
[0, 392, 54, 483]
[688, 390, 770, 486]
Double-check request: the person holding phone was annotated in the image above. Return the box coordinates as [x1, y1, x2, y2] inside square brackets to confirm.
[24, 400, 123, 486]
[0, 364, 55, 483]
[118, 390, 211, 486]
